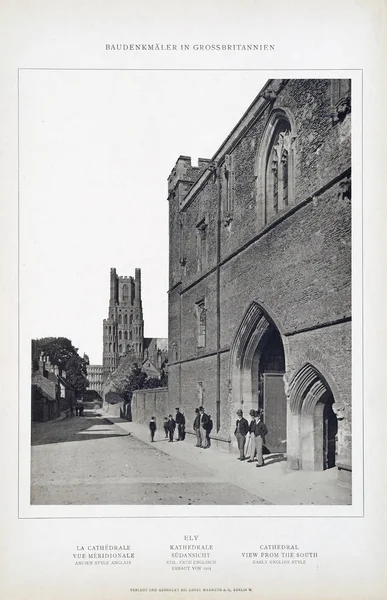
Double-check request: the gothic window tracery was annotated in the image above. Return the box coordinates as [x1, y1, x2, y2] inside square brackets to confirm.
[122, 284, 129, 301]
[265, 120, 293, 219]
[196, 219, 208, 273]
[196, 300, 206, 348]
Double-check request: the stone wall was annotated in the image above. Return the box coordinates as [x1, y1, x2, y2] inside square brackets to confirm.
[167, 78, 352, 479]
[131, 388, 169, 428]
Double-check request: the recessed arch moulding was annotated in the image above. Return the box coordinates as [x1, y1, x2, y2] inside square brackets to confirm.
[228, 301, 348, 472]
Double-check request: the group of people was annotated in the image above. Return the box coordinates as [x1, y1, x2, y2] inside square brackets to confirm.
[148, 406, 214, 447]
[69, 402, 84, 417]
[148, 408, 186, 442]
[234, 408, 268, 467]
[148, 405, 267, 466]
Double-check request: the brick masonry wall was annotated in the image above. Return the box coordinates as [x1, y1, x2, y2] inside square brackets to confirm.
[180, 356, 218, 432]
[167, 364, 181, 416]
[180, 272, 218, 360]
[180, 178, 218, 289]
[220, 181, 351, 347]
[131, 388, 169, 428]
[167, 79, 352, 469]
[220, 79, 351, 258]
[168, 285, 181, 362]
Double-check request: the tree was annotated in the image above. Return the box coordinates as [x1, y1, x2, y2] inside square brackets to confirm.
[65, 354, 89, 396]
[113, 363, 148, 402]
[145, 376, 167, 389]
[31, 337, 89, 396]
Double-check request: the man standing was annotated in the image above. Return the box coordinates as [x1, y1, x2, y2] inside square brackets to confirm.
[149, 416, 156, 442]
[254, 410, 268, 467]
[163, 417, 169, 439]
[193, 408, 201, 447]
[199, 406, 209, 449]
[167, 414, 176, 442]
[246, 409, 257, 462]
[234, 409, 249, 461]
[175, 407, 186, 441]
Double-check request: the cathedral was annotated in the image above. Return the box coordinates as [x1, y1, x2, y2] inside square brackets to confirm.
[102, 267, 167, 384]
[102, 267, 145, 381]
[167, 79, 352, 485]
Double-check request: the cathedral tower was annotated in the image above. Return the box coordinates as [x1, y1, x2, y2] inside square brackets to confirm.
[102, 267, 144, 381]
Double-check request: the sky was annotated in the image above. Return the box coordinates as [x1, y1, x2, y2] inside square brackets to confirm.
[20, 70, 268, 364]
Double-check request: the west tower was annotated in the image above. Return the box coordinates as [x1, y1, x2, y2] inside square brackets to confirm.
[102, 267, 144, 381]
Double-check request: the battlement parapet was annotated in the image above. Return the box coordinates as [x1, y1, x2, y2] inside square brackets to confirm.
[168, 155, 210, 195]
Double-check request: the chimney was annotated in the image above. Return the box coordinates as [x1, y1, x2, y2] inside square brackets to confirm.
[39, 352, 45, 373]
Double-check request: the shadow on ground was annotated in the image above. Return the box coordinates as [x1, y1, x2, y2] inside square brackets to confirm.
[31, 410, 130, 446]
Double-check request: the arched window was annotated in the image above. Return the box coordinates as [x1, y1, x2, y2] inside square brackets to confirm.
[122, 284, 129, 301]
[126, 344, 130, 352]
[109, 326, 111, 335]
[119, 344, 122, 353]
[196, 299, 206, 348]
[124, 331, 128, 340]
[129, 330, 132, 340]
[256, 110, 295, 226]
[118, 314, 122, 324]
[124, 314, 128, 325]
[109, 343, 112, 352]
[119, 331, 122, 340]
[129, 314, 133, 325]
[266, 121, 291, 216]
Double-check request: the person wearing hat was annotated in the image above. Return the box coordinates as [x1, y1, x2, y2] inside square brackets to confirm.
[234, 409, 249, 461]
[167, 414, 176, 442]
[149, 416, 156, 442]
[246, 409, 258, 462]
[254, 409, 268, 467]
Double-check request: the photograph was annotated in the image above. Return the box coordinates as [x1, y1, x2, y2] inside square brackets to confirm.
[25, 73, 352, 507]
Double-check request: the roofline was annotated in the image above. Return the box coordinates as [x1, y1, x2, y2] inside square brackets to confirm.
[179, 79, 288, 211]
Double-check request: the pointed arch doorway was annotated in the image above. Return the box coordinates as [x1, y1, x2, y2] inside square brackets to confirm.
[230, 302, 287, 453]
[288, 364, 338, 471]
